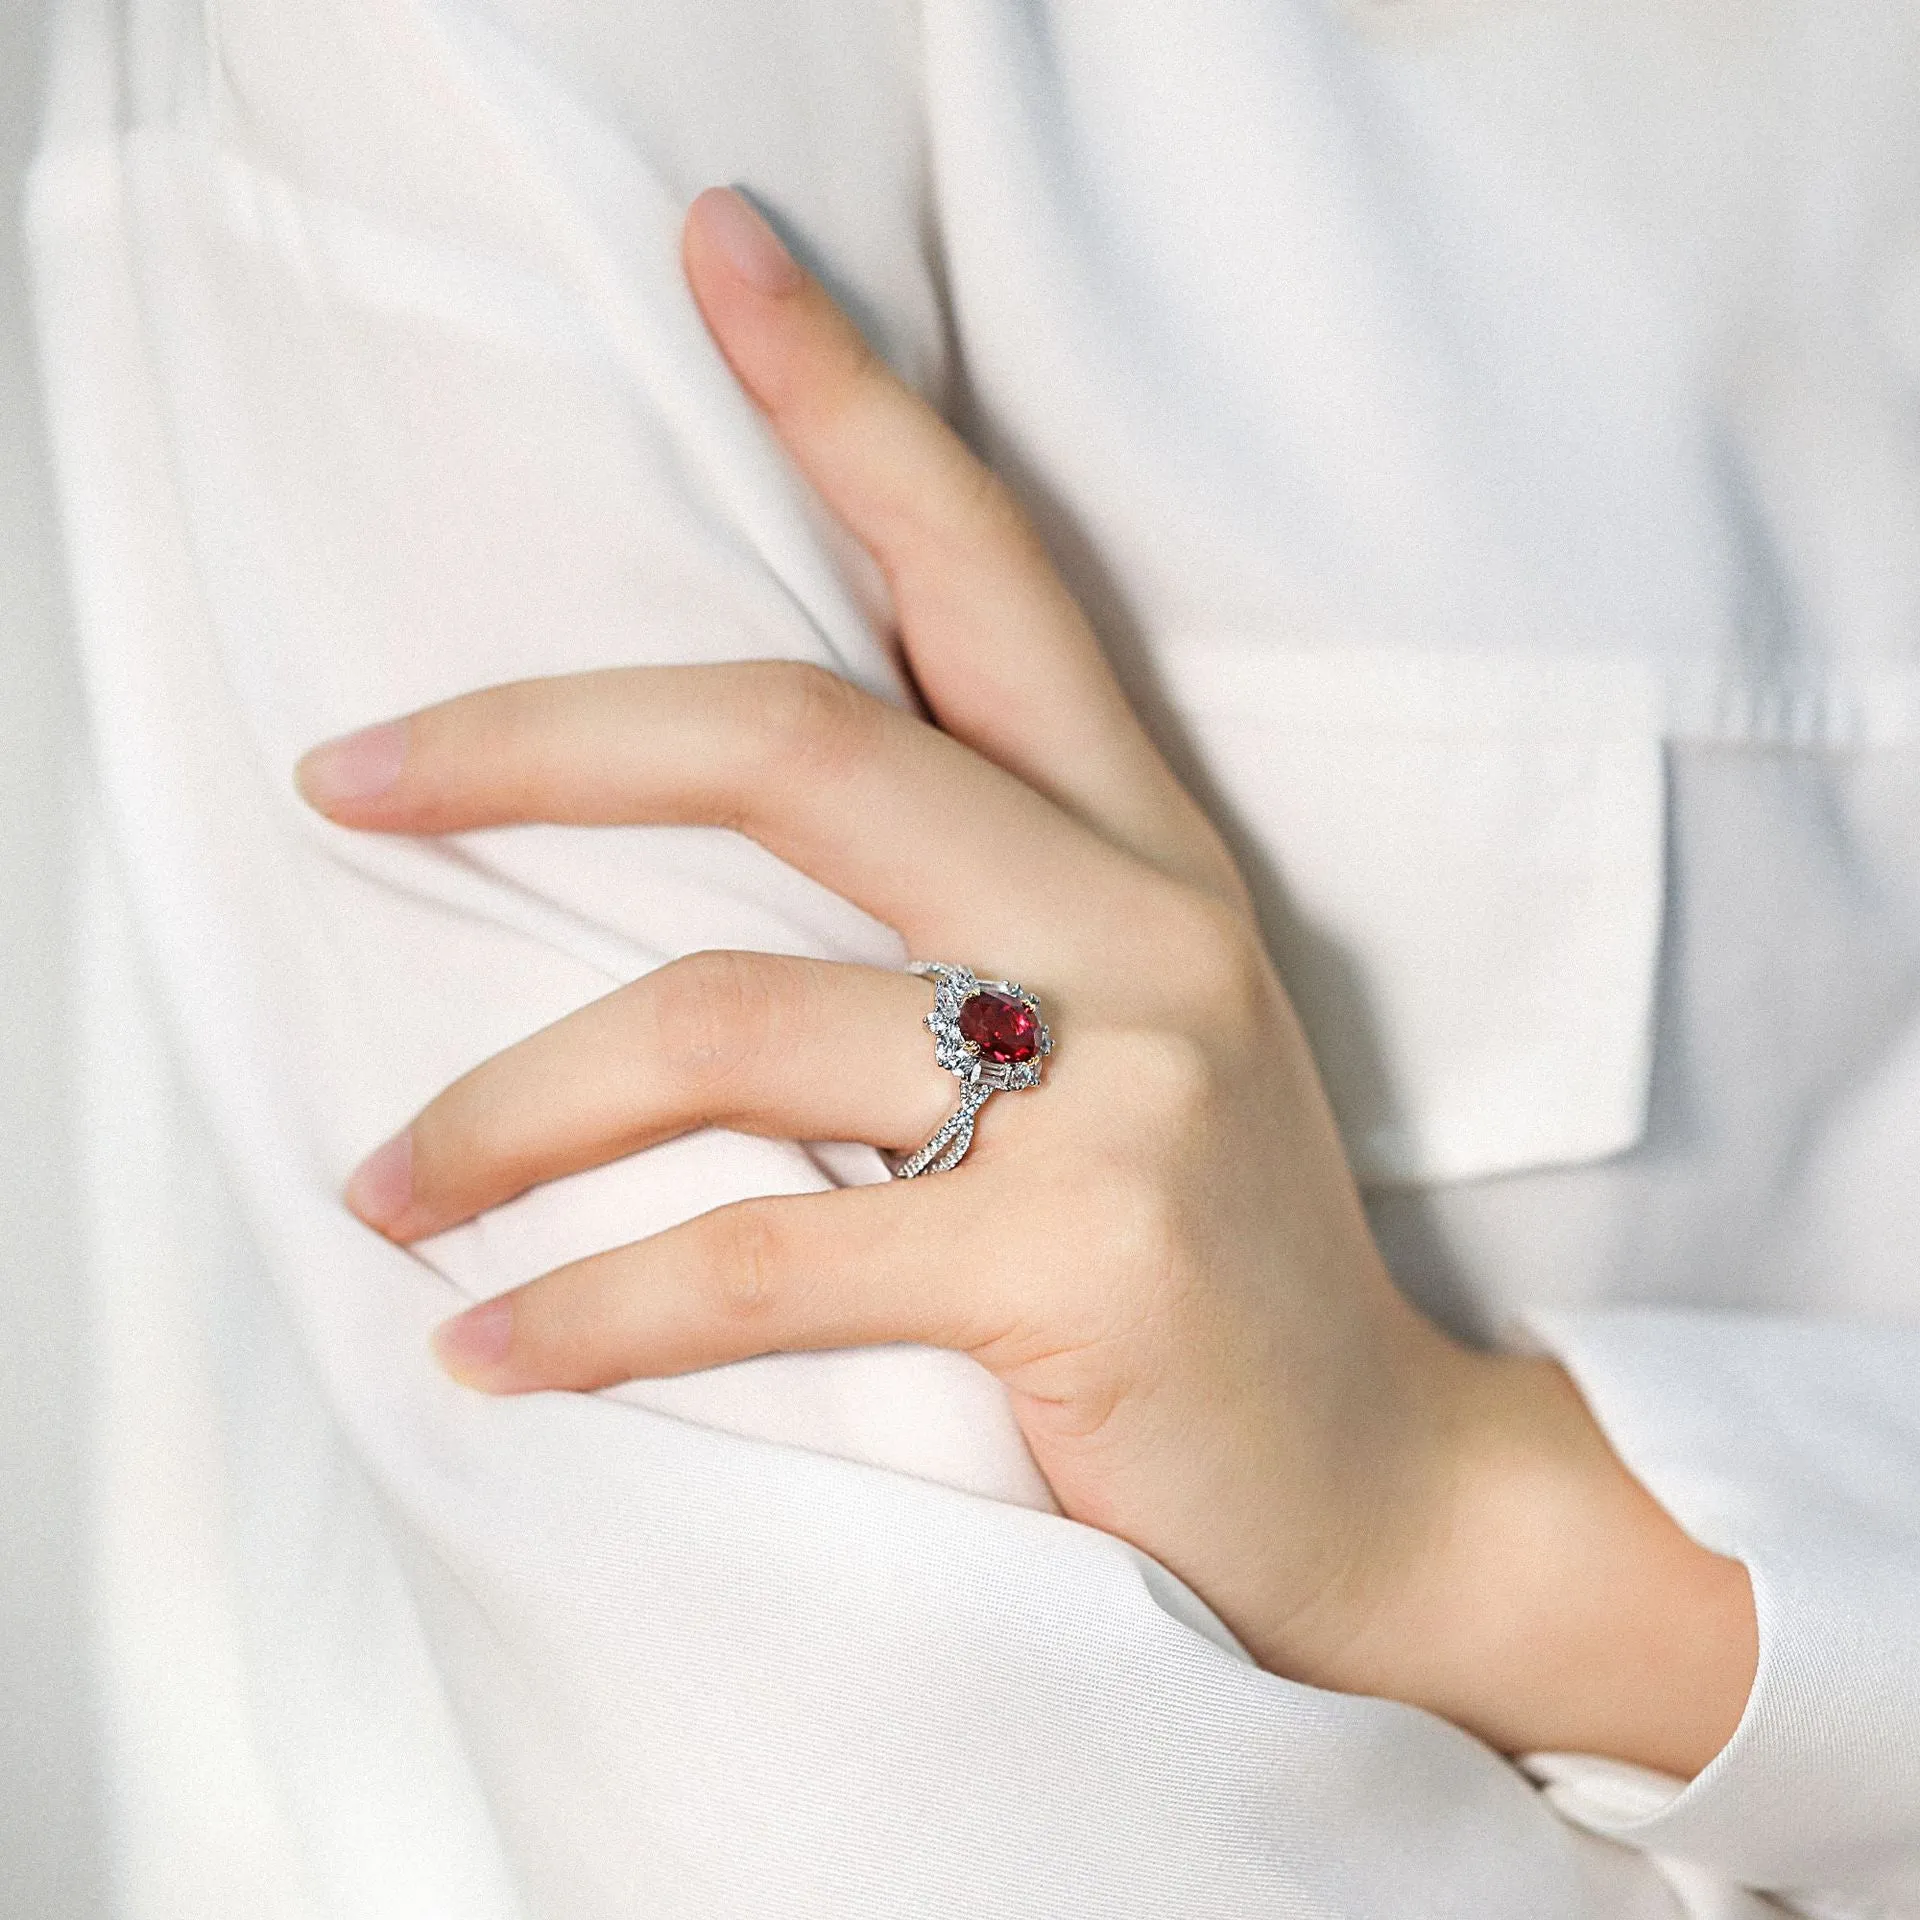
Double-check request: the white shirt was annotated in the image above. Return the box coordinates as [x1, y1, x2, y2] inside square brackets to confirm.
[23, 0, 1920, 1912]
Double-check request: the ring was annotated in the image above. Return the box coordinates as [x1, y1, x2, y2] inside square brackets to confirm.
[893, 963, 1053, 1179]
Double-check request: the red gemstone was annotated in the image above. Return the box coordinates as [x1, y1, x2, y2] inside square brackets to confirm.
[957, 988, 1041, 1065]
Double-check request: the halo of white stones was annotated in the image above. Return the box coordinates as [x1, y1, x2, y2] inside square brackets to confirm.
[893, 962, 1053, 1179]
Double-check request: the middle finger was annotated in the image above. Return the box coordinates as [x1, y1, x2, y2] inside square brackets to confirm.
[298, 661, 1151, 968]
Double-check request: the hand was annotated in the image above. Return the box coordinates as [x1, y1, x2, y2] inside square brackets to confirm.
[297, 187, 1756, 1776]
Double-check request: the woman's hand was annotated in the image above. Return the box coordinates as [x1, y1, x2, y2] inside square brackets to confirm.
[297, 188, 1756, 1777]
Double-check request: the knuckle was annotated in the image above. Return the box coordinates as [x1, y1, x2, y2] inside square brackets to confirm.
[926, 453, 1019, 543]
[465, 672, 573, 767]
[1079, 1166, 1189, 1327]
[702, 1203, 791, 1326]
[643, 950, 787, 1095]
[922, 466, 1050, 582]
[1147, 883, 1272, 1038]
[414, 1084, 530, 1194]
[838, 330, 896, 407]
[748, 659, 876, 792]
[1115, 1028, 1218, 1136]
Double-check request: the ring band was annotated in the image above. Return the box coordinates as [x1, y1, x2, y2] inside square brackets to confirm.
[894, 963, 1052, 1179]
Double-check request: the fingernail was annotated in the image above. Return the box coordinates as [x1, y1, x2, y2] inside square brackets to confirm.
[432, 1296, 515, 1386]
[696, 187, 803, 295]
[296, 718, 409, 810]
[344, 1129, 414, 1233]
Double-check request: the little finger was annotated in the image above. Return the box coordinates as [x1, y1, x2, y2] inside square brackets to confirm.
[430, 1176, 1012, 1393]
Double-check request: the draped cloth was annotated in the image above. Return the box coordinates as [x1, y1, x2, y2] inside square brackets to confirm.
[25, 0, 1920, 1911]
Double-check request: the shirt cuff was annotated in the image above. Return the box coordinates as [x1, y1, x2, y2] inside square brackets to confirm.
[1518, 1308, 1920, 1913]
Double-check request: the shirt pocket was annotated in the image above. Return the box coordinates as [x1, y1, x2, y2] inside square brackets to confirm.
[1155, 645, 1666, 1186]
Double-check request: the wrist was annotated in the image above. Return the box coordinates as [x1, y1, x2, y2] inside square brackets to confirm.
[1302, 1350, 1758, 1777]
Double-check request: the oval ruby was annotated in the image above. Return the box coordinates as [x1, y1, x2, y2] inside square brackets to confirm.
[957, 988, 1041, 1065]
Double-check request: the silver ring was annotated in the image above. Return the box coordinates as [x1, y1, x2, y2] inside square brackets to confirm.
[893, 963, 1053, 1178]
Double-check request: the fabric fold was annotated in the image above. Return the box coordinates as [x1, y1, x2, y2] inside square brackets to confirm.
[26, 0, 1920, 1910]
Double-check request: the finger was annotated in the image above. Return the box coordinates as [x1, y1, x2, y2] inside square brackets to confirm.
[347, 954, 964, 1243]
[683, 188, 1235, 893]
[296, 660, 1148, 965]
[428, 1177, 1004, 1393]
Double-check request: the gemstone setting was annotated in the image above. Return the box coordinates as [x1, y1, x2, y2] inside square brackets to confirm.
[957, 988, 1043, 1065]
[918, 964, 1052, 1096]
[896, 963, 1053, 1178]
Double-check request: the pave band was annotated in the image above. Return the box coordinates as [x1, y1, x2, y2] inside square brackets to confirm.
[892, 1079, 993, 1180]
[894, 963, 1052, 1179]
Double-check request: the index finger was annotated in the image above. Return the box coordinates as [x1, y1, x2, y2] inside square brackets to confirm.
[684, 188, 1239, 901]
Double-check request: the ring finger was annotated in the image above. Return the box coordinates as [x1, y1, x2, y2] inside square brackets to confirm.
[346, 952, 1009, 1244]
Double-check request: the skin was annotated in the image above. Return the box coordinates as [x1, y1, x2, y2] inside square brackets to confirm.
[297, 186, 1759, 1778]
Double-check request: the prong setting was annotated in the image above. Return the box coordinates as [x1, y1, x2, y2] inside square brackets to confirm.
[895, 963, 1053, 1177]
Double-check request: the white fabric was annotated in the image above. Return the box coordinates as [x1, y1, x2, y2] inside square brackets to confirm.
[22, 0, 1920, 1912]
